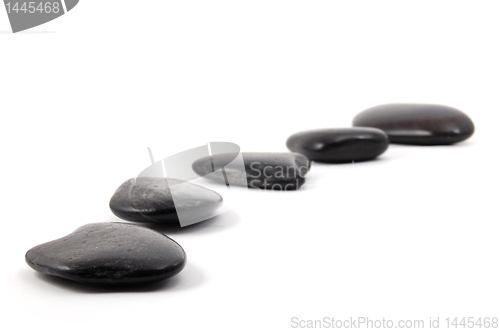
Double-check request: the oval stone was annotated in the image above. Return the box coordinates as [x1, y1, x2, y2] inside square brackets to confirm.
[25, 223, 186, 285]
[352, 103, 475, 145]
[109, 177, 223, 225]
[192, 152, 310, 190]
[286, 128, 389, 163]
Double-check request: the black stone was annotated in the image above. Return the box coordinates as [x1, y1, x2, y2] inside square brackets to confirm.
[192, 152, 310, 190]
[353, 103, 475, 145]
[25, 223, 186, 285]
[109, 177, 223, 224]
[286, 128, 389, 163]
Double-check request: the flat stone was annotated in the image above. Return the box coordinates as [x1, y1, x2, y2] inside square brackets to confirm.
[192, 152, 310, 190]
[25, 223, 186, 285]
[109, 177, 223, 225]
[286, 128, 389, 163]
[353, 103, 475, 145]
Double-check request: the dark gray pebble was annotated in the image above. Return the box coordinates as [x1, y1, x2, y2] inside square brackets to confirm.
[25, 223, 186, 285]
[109, 177, 223, 225]
[192, 152, 310, 190]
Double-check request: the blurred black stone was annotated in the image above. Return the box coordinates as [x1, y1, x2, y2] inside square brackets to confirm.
[353, 103, 474, 145]
[286, 128, 389, 163]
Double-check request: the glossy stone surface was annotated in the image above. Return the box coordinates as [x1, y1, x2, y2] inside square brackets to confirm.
[352, 103, 475, 145]
[25, 223, 186, 285]
[192, 152, 310, 190]
[109, 177, 223, 224]
[286, 128, 389, 163]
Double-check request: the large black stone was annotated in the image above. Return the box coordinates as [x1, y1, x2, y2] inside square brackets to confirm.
[352, 103, 475, 145]
[109, 177, 223, 224]
[286, 128, 389, 163]
[25, 223, 186, 285]
[192, 152, 310, 190]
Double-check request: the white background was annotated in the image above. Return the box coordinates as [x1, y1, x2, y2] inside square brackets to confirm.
[1, 1, 499, 331]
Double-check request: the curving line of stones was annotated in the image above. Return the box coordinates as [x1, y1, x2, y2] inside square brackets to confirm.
[25, 104, 475, 286]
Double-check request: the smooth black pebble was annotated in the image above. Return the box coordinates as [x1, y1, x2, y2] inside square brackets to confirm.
[25, 223, 186, 285]
[352, 103, 475, 145]
[192, 152, 310, 190]
[286, 128, 389, 163]
[109, 177, 223, 224]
